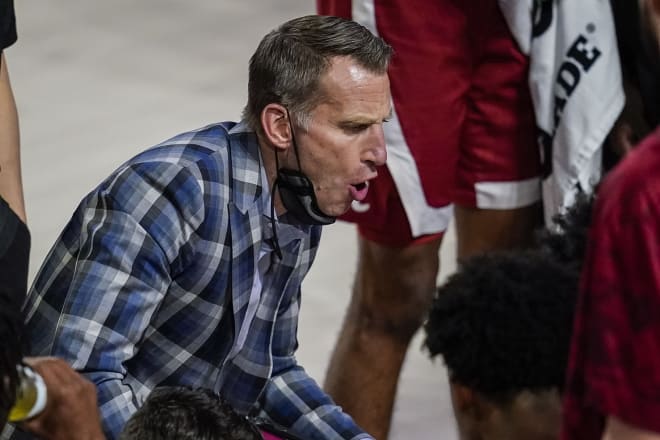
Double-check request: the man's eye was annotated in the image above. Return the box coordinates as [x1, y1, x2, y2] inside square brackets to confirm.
[343, 124, 369, 133]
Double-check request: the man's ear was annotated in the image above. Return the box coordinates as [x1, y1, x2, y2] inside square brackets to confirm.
[260, 104, 292, 151]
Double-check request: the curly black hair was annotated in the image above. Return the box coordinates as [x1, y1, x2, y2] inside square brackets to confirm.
[119, 387, 261, 440]
[424, 250, 579, 403]
[536, 190, 595, 270]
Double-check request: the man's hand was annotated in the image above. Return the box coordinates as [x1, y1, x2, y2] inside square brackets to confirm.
[20, 357, 105, 440]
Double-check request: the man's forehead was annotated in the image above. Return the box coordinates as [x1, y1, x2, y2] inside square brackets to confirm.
[316, 90, 392, 122]
[321, 56, 387, 85]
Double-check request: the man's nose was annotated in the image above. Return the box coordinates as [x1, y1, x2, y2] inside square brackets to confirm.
[369, 125, 387, 167]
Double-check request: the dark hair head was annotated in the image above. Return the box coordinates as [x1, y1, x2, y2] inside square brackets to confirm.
[243, 14, 392, 133]
[536, 190, 595, 271]
[119, 387, 261, 440]
[424, 251, 579, 403]
[0, 288, 24, 421]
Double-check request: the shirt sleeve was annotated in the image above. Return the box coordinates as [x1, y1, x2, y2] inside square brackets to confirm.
[257, 288, 373, 440]
[45, 162, 204, 439]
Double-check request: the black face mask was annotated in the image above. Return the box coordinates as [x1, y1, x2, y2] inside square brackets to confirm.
[272, 116, 335, 226]
[274, 169, 336, 226]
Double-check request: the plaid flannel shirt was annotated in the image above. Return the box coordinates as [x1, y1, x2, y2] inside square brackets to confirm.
[16, 121, 370, 440]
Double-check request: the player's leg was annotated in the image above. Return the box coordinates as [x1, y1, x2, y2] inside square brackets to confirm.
[455, 204, 541, 259]
[324, 234, 442, 440]
[454, 0, 543, 260]
[449, 3, 543, 436]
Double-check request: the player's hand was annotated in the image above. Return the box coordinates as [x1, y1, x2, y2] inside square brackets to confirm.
[20, 357, 105, 440]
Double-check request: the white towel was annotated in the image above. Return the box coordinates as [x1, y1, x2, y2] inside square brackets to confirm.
[499, 0, 624, 225]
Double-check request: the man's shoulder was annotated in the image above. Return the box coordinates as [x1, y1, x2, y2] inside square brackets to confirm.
[111, 121, 261, 186]
[72, 121, 261, 228]
[131, 122, 239, 166]
[613, 129, 660, 183]
[597, 129, 660, 228]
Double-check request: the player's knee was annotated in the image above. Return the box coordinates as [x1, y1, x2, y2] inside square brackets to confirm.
[354, 238, 440, 341]
[357, 287, 432, 342]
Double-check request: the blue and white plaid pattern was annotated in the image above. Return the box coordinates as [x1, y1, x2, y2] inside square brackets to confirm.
[19, 121, 370, 440]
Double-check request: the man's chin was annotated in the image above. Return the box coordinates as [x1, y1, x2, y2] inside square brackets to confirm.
[319, 203, 349, 218]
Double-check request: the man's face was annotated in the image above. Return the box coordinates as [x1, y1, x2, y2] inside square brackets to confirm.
[292, 56, 391, 217]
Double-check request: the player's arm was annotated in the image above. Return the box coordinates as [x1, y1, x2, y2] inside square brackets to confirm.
[0, 52, 26, 222]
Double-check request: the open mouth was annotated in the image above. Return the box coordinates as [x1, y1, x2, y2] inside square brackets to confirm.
[349, 181, 369, 202]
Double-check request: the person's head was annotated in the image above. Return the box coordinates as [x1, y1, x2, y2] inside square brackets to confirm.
[119, 387, 261, 440]
[424, 251, 579, 440]
[244, 15, 393, 218]
[0, 289, 24, 425]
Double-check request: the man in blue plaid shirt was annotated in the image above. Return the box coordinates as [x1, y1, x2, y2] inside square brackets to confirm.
[12, 15, 392, 440]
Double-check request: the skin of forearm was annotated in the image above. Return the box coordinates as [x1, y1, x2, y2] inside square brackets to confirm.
[0, 52, 26, 222]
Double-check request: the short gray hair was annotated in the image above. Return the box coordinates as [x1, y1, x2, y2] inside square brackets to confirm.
[243, 15, 392, 133]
